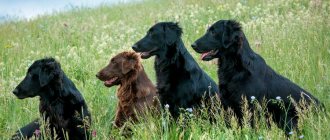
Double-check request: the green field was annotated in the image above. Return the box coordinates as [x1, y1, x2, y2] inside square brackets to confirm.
[0, 0, 329, 139]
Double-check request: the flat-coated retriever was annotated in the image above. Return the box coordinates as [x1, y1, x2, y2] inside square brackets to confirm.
[132, 22, 219, 118]
[191, 20, 321, 134]
[12, 58, 91, 140]
[96, 51, 159, 128]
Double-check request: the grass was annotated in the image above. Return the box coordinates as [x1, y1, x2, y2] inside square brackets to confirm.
[0, 0, 329, 139]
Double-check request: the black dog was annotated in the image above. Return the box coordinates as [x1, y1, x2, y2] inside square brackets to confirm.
[132, 22, 219, 118]
[191, 20, 321, 133]
[12, 58, 91, 140]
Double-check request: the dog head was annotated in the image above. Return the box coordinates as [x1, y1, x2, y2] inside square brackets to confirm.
[12, 58, 62, 99]
[132, 22, 182, 59]
[96, 51, 140, 87]
[191, 20, 243, 61]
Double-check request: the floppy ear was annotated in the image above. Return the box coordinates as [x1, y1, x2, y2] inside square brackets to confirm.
[121, 59, 136, 74]
[164, 23, 182, 46]
[164, 26, 177, 45]
[39, 62, 56, 87]
[222, 21, 242, 48]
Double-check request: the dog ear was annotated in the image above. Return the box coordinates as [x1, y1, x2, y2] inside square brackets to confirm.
[39, 62, 56, 87]
[164, 23, 182, 46]
[222, 20, 242, 49]
[121, 59, 136, 74]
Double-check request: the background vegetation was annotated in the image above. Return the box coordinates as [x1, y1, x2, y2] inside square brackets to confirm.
[0, 0, 329, 139]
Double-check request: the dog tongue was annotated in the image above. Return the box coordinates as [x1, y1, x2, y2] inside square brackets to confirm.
[105, 80, 113, 85]
[140, 52, 148, 58]
[105, 77, 118, 85]
[201, 52, 210, 60]
[140, 52, 146, 57]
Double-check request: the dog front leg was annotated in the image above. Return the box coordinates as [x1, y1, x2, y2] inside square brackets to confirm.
[11, 119, 40, 140]
[114, 108, 126, 128]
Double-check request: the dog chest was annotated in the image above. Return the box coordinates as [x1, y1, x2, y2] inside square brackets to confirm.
[39, 100, 71, 128]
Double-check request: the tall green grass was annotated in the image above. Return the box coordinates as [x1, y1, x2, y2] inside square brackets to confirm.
[0, 0, 329, 139]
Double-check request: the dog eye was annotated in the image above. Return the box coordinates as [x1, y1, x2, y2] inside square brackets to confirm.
[148, 31, 153, 36]
[32, 74, 38, 79]
[28, 73, 38, 79]
[209, 30, 215, 35]
[148, 28, 154, 36]
[111, 59, 117, 64]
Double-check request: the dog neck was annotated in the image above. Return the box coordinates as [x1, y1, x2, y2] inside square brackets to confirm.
[135, 67, 155, 98]
[217, 34, 259, 95]
[118, 64, 155, 99]
[154, 39, 201, 95]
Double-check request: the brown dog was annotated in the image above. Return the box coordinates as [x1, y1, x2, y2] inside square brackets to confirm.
[96, 51, 159, 127]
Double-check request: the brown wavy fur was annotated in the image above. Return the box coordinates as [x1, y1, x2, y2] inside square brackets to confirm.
[97, 51, 159, 127]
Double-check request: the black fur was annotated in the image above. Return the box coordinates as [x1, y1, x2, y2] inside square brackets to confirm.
[132, 22, 219, 118]
[12, 58, 91, 140]
[191, 20, 321, 133]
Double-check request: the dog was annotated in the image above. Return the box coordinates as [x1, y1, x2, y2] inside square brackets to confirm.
[191, 20, 321, 134]
[96, 51, 159, 128]
[12, 58, 91, 140]
[132, 22, 219, 118]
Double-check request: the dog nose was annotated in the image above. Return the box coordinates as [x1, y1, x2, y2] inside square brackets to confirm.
[132, 44, 138, 51]
[96, 73, 100, 78]
[191, 42, 198, 49]
[13, 88, 19, 95]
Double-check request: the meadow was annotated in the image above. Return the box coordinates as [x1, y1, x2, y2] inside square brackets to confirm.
[0, 0, 329, 139]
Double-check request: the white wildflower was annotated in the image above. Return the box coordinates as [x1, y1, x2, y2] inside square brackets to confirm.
[165, 104, 170, 109]
[299, 135, 304, 139]
[288, 131, 293, 135]
[251, 96, 256, 101]
[186, 108, 193, 113]
[276, 96, 281, 100]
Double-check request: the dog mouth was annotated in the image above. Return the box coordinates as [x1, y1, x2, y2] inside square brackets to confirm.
[13, 92, 34, 99]
[15, 95, 26, 99]
[104, 77, 120, 87]
[200, 49, 219, 61]
[139, 48, 158, 59]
